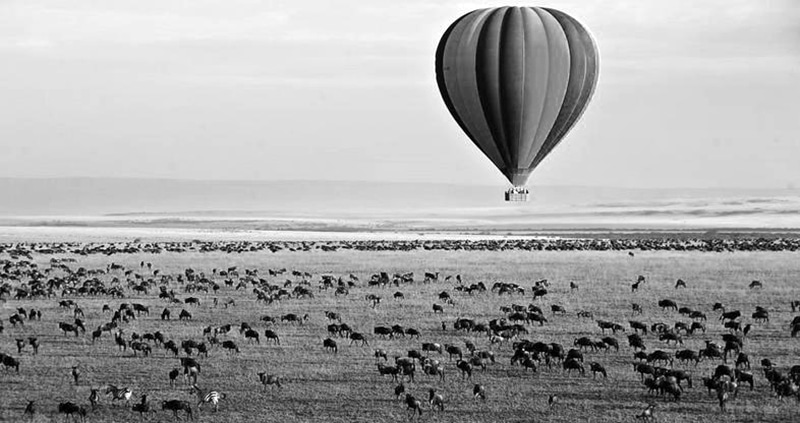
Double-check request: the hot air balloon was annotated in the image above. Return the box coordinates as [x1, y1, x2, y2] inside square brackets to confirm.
[435, 7, 599, 201]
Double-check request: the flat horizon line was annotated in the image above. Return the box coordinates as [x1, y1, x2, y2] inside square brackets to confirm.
[0, 176, 798, 193]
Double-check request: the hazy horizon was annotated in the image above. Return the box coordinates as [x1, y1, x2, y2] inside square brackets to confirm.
[1, 178, 799, 231]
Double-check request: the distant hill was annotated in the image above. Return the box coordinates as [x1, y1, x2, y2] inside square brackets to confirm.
[1, 178, 799, 230]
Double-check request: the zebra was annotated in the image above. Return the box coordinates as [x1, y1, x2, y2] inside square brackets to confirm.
[190, 384, 226, 412]
[105, 385, 133, 407]
[88, 388, 100, 411]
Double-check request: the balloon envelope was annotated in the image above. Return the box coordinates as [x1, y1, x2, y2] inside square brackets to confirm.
[435, 7, 599, 187]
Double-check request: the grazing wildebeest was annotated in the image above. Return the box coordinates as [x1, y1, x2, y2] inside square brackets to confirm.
[597, 320, 624, 334]
[676, 349, 701, 366]
[589, 362, 607, 378]
[169, 368, 181, 386]
[373, 326, 393, 338]
[349, 332, 369, 346]
[258, 372, 283, 390]
[551, 305, 567, 315]
[432, 304, 444, 314]
[647, 350, 673, 366]
[601, 337, 619, 352]
[658, 299, 678, 311]
[675, 279, 686, 289]
[377, 363, 399, 381]
[57, 402, 86, 423]
[689, 311, 706, 321]
[263, 330, 280, 345]
[244, 329, 260, 344]
[752, 310, 769, 323]
[563, 358, 585, 376]
[659, 332, 683, 345]
[162, 400, 193, 420]
[749, 280, 762, 289]
[161, 308, 171, 320]
[628, 334, 646, 351]
[178, 310, 192, 320]
[394, 383, 405, 399]
[574, 337, 595, 351]
[735, 353, 750, 370]
[422, 343, 443, 355]
[720, 310, 741, 322]
[59, 322, 79, 337]
[629, 320, 648, 335]
[2, 354, 20, 372]
[734, 369, 754, 390]
[221, 341, 239, 354]
[132, 394, 153, 417]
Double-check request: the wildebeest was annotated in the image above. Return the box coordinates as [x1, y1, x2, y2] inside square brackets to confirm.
[455, 360, 472, 379]
[629, 320, 648, 335]
[720, 310, 741, 322]
[422, 343, 443, 354]
[162, 400, 193, 420]
[380, 363, 404, 383]
[749, 280, 762, 289]
[349, 332, 369, 346]
[444, 344, 463, 360]
[1, 354, 20, 372]
[257, 372, 283, 389]
[563, 358, 585, 376]
[404, 394, 423, 418]
[658, 299, 678, 311]
[221, 340, 239, 354]
[59, 322, 80, 337]
[57, 402, 86, 423]
[676, 349, 701, 366]
[244, 329, 260, 344]
[628, 334, 647, 352]
[589, 362, 607, 378]
[179, 310, 192, 320]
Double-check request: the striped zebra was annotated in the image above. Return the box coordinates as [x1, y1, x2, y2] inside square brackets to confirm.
[191, 384, 226, 412]
[105, 385, 133, 406]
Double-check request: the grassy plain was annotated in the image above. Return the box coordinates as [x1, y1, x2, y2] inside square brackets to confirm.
[1, 248, 799, 423]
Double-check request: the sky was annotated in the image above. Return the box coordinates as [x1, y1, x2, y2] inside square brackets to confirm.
[0, 0, 798, 189]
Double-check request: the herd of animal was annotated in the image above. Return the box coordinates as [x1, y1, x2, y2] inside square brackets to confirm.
[1, 241, 800, 422]
[1, 237, 799, 258]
